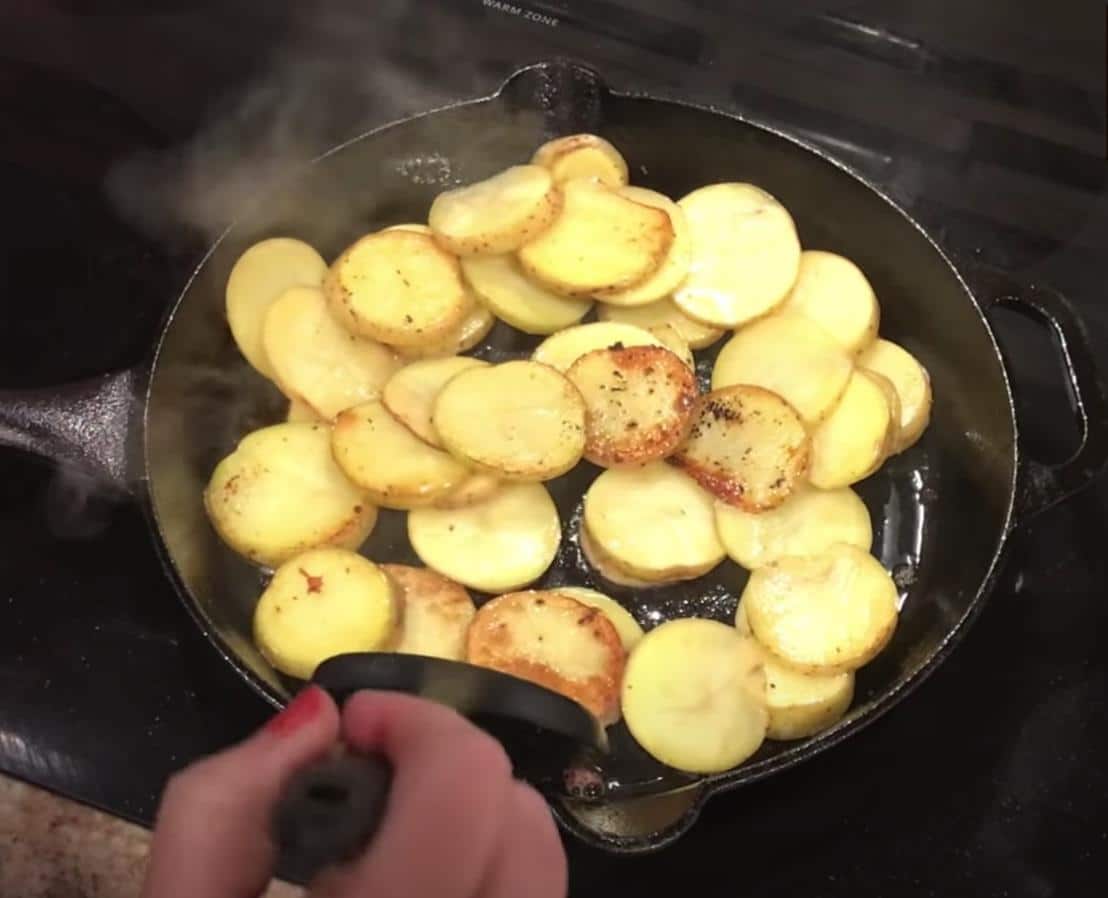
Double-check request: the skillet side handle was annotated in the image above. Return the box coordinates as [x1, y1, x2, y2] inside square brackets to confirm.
[969, 264, 1108, 523]
[0, 369, 139, 494]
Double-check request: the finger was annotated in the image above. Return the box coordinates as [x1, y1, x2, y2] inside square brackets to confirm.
[141, 686, 340, 898]
[332, 691, 517, 898]
[478, 782, 568, 898]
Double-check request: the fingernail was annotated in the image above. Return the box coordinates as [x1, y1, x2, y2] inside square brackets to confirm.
[266, 685, 326, 736]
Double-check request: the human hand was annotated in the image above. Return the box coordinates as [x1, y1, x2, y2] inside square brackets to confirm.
[140, 687, 567, 898]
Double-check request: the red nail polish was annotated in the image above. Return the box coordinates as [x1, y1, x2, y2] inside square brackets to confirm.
[266, 685, 326, 736]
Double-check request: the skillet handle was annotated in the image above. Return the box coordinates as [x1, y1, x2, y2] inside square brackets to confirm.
[968, 264, 1108, 522]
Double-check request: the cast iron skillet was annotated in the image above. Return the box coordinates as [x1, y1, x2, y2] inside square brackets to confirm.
[2, 61, 1106, 854]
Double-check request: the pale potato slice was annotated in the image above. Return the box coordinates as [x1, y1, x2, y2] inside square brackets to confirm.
[263, 286, 400, 420]
[554, 587, 644, 651]
[432, 360, 586, 481]
[566, 345, 698, 467]
[780, 251, 880, 354]
[531, 134, 629, 188]
[332, 400, 471, 508]
[408, 482, 560, 592]
[286, 399, 322, 424]
[429, 164, 561, 256]
[381, 564, 476, 661]
[467, 590, 625, 725]
[674, 183, 801, 327]
[382, 356, 489, 447]
[622, 618, 767, 773]
[518, 179, 674, 296]
[671, 385, 810, 511]
[742, 543, 899, 674]
[460, 254, 592, 334]
[600, 187, 692, 306]
[430, 472, 502, 509]
[858, 339, 933, 453]
[532, 321, 667, 373]
[716, 485, 872, 570]
[226, 237, 327, 378]
[583, 462, 725, 582]
[711, 312, 853, 424]
[809, 370, 896, 489]
[599, 298, 724, 349]
[396, 296, 496, 359]
[383, 223, 433, 235]
[761, 650, 855, 741]
[645, 323, 696, 370]
[254, 548, 398, 680]
[578, 521, 658, 589]
[325, 229, 471, 347]
[204, 423, 374, 568]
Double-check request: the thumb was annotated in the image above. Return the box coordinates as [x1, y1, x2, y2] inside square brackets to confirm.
[141, 686, 340, 898]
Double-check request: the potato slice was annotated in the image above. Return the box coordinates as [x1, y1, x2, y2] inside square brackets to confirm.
[429, 164, 561, 256]
[382, 356, 489, 447]
[432, 361, 586, 481]
[286, 399, 321, 424]
[204, 423, 374, 568]
[578, 521, 658, 589]
[518, 179, 674, 296]
[554, 587, 644, 651]
[263, 286, 400, 420]
[382, 564, 476, 661]
[674, 183, 801, 327]
[532, 321, 667, 373]
[326, 229, 471, 347]
[430, 472, 502, 509]
[532, 133, 629, 188]
[396, 297, 496, 359]
[598, 298, 724, 349]
[599, 187, 692, 307]
[671, 385, 810, 512]
[332, 400, 471, 508]
[622, 618, 767, 773]
[566, 345, 698, 467]
[383, 223, 433, 235]
[648, 323, 696, 369]
[858, 339, 933, 453]
[467, 590, 625, 725]
[742, 543, 899, 674]
[584, 462, 724, 582]
[809, 370, 896, 489]
[780, 251, 880, 354]
[226, 237, 327, 378]
[716, 486, 872, 570]
[254, 548, 398, 680]
[711, 312, 853, 424]
[461, 254, 592, 334]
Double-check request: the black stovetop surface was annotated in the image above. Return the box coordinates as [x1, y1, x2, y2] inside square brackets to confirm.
[1, 3, 1105, 896]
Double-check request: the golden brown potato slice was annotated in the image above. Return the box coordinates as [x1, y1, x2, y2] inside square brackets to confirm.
[671, 385, 810, 511]
[429, 164, 562, 256]
[715, 485, 872, 570]
[674, 183, 801, 327]
[858, 339, 933, 453]
[598, 297, 724, 349]
[553, 587, 644, 651]
[741, 543, 899, 675]
[326, 229, 472, 347]
[204, 423, 375, 568]
[566, 345, 697, 467]
[531, 134, 630, 188]
[583, 461, 724, 583]
[382, 356, 489, 447]
[381, 564, 476, 661]
[467, 590, 626, 725]
[254, 548, 399, 680]
[432, 360, 586, 481]
[395, 296, 496, 359]
[518, 179, 674, 296]
[809, 369, 896, 489]
[263, 286, 400, 420]
[408, 482, 560, 593]
[225, 237, 327, 378]
[460, 254, 592, 334]
[332, 400, 471, 508]
[622, 619, 767, 773]
[780, 251, 880, 354]
[711, 312, 853, 424]
[532, 321, 668, 372]
[599, 187, 693, 306]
